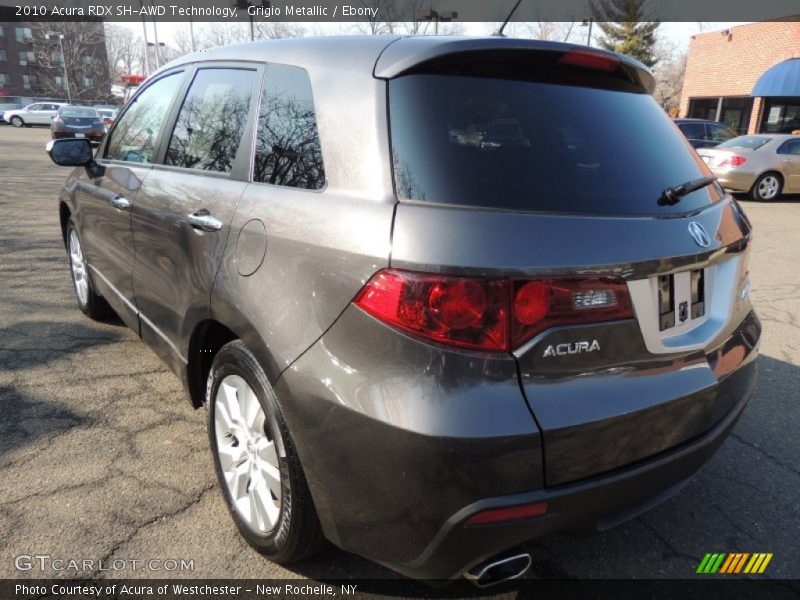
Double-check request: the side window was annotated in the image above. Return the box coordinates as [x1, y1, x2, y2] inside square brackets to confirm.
[165, 68, 256, 173]
[105, 72, 183, 164]
[777, 139, 800, 155]
[679, 122, 705, 139]
[253, 64, 325, 189]
[709, 124, 735, 142]
[27, 104, 42, 111]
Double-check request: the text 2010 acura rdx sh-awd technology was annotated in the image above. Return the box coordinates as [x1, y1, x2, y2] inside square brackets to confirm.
[46, 37, 760, 586]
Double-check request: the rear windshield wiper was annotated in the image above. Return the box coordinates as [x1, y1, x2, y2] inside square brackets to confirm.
[658, 176, 717, 206]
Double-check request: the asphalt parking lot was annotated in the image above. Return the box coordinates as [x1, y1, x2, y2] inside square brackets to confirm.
[0, 125, 798, 584]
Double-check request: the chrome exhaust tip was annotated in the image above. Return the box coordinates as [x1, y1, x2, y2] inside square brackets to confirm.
[463, 551, 532, 588]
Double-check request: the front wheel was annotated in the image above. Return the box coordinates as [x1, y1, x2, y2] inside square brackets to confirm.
[65, 220, 111, 319]
[751, 172, 782, 201]
[10, 116, 23, 128]
[206, 341, 325, 563]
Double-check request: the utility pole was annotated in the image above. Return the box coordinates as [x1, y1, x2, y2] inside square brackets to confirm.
[140, 0, 150, 75]
[45, 33, 71, 103]
[582, 18, 594, 46]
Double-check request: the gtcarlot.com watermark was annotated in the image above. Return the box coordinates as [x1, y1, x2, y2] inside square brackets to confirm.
[15, 554, 195, 573]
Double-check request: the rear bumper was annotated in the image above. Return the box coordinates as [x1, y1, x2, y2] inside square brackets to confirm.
[713, 169, 758, 192]
[390, 358, 756, 580]
[52, 131, 105, 143]
[274, 307, 759, 581]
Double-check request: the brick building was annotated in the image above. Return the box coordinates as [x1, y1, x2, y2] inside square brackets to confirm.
[679, 20, 800, 135]
[0, 5, 111, 104]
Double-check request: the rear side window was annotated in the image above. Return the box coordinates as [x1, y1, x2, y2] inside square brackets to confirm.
[390, 74, 715, 215]
[106, 72, 183, 164]
[708, 123, 735, 142]
[777, 139, 800, 155]
[253, 64, 325, 189]
[166, 68, 256, 173]
[678, 123, 706, 139]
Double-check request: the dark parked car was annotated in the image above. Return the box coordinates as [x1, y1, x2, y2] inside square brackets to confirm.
[51, 106, 107, 144]
[45, 37, 759, 586]
[674, 118, 737, 149]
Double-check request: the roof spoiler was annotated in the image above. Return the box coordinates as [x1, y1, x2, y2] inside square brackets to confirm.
[374, 37, 655, 95]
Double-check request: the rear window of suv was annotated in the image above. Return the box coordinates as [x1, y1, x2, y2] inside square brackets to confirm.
[389, 73, 717, 215]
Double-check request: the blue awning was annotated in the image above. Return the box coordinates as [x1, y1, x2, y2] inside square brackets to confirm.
[752, 58, 800, 97]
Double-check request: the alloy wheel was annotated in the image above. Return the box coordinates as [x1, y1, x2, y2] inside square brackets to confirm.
[68, 229, 89, 306]
[758, 176, 779, 200]
[214, 374, 282, 533]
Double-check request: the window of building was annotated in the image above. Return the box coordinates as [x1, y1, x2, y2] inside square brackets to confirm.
[165, 67, 256, 173]
[106, 72, 184, 164]
[253, 64, 325, 189]
[760, 97, 800, 134]
[22, 74, 38, 90]
[687, 98, 719, 121]
[0, 25, 5, 38]
[54, 76, 65, 88]
[83, 77, 93, 87]
[0, 74, 10, 86]
[19, 51, 35, 66]
[15, 27, 32, 42]
[0, 50, 7, 62]
[82, 55, 92, 65]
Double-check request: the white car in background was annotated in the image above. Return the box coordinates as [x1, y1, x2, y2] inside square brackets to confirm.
[3, 102, 67, 127]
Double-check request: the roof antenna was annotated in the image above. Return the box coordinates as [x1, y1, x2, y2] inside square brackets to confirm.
[494, 0, 524, 37]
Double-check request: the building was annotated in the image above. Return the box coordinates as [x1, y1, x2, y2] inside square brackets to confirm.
[680, 20, 800, 135]
[0, 5, 111, 104]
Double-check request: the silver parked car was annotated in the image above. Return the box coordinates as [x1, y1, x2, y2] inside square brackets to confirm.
[698, 134, 800, 200]
[44, 37, 759, 585]
[3, 102, 66, 127]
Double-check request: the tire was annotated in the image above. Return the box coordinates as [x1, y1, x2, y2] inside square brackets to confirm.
[10, 116, 23, 128]
[750, 172, 782, 201]
[65, 219, 111, 320]
[206, 340, 325, 563]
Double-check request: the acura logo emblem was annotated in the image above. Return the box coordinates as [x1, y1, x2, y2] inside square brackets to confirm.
[688, 222, 711, 248]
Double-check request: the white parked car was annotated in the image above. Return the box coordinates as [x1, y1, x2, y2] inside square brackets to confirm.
[4, 102, 67, 127]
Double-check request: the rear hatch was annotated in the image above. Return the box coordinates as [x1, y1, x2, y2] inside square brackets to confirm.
[385, 44, 755, 487]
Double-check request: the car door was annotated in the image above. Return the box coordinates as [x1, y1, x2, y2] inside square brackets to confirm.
[22, 103, 43, 124]
[777, 138, 800, 192]
[130, 63, 262, 373]
[75, 70, 187, 330]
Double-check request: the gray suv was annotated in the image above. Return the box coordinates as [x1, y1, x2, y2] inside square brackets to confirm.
[46, 37, 760, 586]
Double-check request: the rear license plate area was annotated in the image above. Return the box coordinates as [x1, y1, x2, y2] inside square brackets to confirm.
[658, 269, 705, 331]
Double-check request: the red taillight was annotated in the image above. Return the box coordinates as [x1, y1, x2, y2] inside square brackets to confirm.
[354, 270, 508, 351]
[511, 276, 633, 348]
[558, 49, 621, 72]
[465, 502, 549, 526]
[354, 270, 633, 352]
[718, 155, 747, 168]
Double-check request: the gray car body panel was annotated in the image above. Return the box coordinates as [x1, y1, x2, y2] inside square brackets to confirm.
[53, 36, 760, 581]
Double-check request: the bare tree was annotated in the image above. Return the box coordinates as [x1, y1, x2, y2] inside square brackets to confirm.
[652, 39, 687, 115]
[105, 24, 142, 84]
[29, 21, 112, 101]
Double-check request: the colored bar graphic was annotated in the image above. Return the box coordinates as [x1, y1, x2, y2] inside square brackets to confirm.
[733, 553, 750, 573]
[703, 552, 774, 574]
[720, 554, 736, 574]
[697, 553, 713, 574]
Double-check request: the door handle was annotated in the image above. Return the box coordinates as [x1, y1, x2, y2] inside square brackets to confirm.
[187, 210, 223, 232]
[110, 195, 131, 210]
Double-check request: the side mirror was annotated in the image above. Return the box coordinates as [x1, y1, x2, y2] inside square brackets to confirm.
[46, 138, 93, 166]
[45, 138, 105, 178]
